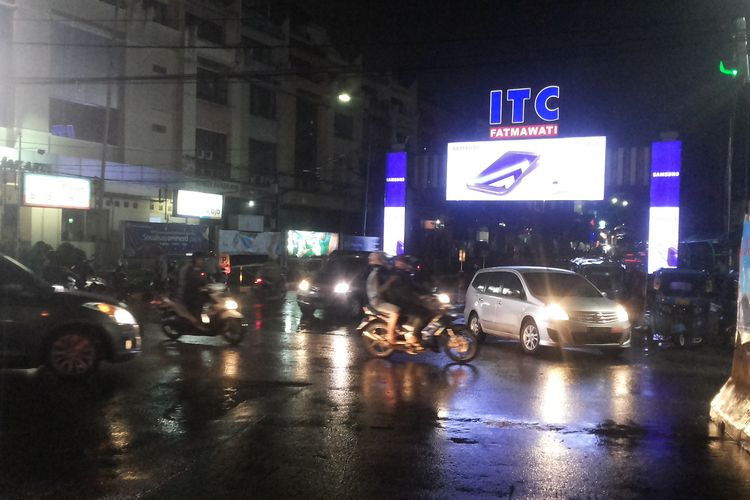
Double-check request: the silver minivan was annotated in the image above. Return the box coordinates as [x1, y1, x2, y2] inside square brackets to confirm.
[464, 266, 631, 355]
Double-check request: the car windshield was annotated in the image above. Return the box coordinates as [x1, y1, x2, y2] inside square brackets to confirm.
[319, 258, 368, 278]
[521, 271, 602, 298]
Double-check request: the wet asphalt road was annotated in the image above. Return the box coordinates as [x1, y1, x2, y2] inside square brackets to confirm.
[1, 293, 750, 499]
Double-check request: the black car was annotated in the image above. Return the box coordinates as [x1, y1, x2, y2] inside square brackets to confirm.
[0, 253, 141, 379]
[296, 253, 371, 317]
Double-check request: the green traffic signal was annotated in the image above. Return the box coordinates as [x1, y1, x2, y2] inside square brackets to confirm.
[720, 60, 739, 77]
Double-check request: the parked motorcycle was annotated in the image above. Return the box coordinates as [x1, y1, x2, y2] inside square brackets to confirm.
[357, 294, 479, 364]
[157, 283, 246, 345]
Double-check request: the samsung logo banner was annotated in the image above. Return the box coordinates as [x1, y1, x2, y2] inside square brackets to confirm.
[647, 141, 682, 273]
[489, 86, 560, 139]
[384, 152, 407, 255]
[446, 136, 605, 201]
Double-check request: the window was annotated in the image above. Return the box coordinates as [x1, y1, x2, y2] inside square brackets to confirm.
[501, 273, 525, 300]
[250, 85, 276, 119]
[243, 37, 272, 65]
[333, 113, 353, 139]
[61, 209, 99, 242]
[197, 66, 228, 105]
[248, 138, 276, 175]
[196, 129, 228, 178]
[187, 14, 224, 45]
[471, 273, 488, 293]
[49, 98, 120, 145]
[485, 272, 503, 296]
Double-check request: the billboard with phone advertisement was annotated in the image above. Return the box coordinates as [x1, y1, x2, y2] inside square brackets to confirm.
[446, 136, 606, 201]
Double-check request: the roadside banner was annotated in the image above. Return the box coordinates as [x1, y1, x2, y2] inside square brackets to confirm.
[710, 215, 750, 452]
[122, 221, 208, 257]
[218, 230, 280, 256]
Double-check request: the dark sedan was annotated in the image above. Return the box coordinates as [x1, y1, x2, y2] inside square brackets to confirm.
[0, 253, 141, 379]
[296, 253, 370, 317]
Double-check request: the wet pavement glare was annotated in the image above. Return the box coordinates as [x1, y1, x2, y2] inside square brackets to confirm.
[0, 293, 749, 499]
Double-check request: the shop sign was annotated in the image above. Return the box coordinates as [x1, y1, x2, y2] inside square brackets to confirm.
[23, 173, 91, 209]
[175, 190, 223, 219]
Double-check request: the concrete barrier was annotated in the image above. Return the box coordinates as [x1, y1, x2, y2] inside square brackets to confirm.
[710, 333, 750, 454]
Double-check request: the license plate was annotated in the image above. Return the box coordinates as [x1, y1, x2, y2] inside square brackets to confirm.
[675, 298, 690, 306]
[587, 327, 612, 334]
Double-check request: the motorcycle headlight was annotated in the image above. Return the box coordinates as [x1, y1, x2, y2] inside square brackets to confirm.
[224, 299, 239, 310]
[615, 304, 629, 322]
[437, 293, 450, 304]
[298, 279, 311, 292]
[543, 303, 569, 321]
[333, 282, 350, 294]
[83, 302, 138, 325]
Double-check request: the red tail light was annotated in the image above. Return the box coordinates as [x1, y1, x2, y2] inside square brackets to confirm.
[254, 277, 263, 285]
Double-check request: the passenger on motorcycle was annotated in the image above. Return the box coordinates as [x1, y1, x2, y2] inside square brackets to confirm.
[366, 252, 400, 344]
[177, 251, 211, 327]
[386, 255, 432, 349]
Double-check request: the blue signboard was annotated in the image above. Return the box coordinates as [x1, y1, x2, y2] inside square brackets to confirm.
[122, 221, 209, 258]
[383, 152, 406, 255]
[647, 141, 682, 273]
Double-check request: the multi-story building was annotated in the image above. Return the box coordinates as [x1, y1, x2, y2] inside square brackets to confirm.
[0, 0, 418, 263]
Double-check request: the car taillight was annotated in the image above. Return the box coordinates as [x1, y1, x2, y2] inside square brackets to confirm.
[254, 277, 263, 285]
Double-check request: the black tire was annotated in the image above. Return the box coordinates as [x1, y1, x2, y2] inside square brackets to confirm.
[161, 315, 182, 340]
[46, 328, 100, 380]
[520, 319, 541, 355]
[443, 328, 479, 363]
[468, 313, 487, 343]
[362, 322, 395, 358]
[222, 318, 245, 345]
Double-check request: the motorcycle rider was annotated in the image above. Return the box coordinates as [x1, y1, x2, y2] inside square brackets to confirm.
[366, 252, 400, 344]
[177, 251, 210, 328]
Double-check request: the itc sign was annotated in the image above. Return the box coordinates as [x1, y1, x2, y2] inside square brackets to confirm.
[488, 86, 560, 139]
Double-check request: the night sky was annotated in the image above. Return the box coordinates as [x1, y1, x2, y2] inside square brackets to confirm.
[292, 0, 750, 235]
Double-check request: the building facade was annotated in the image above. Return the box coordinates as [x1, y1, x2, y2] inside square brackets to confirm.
[0, 0, 417, 263]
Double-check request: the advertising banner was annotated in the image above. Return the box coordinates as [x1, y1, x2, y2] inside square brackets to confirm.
[342, 235, 380, 252]
[218, 230, 280, 256]
[384, 152, 406, 255]
[287, 230, 339, 257]
[446, 136, 606, 201]
[736, 217, 750, 349]
[647, 141, 681, 273]
[122, 221, 208, 257]
[23, 173, 91, 209]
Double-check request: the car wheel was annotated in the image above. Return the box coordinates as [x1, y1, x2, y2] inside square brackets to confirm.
[222, 318, 245, 345]
[47, 329, 100, 379]
[520, 319, 541, 355]
[468, 313, 486, 343]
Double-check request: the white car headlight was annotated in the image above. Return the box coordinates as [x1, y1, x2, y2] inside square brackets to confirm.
[224, 299, 239, 311]
[333, 282, 350, 294]
[437, 293, 450, 304]
[298, 279, 311, 292]
[615, 304, 629, 322]
[84, 302, 138, 325]
[544, 303, 569, 321]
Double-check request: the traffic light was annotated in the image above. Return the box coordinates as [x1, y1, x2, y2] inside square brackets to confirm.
[720, 60, 739, 77]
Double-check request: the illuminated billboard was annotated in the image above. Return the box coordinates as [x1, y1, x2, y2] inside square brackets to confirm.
[287, 230, 339, 257]
[23, 173, 91, 209]
[175, 190, 223, 219]
[647, 141, 681, 273]
[446, 136, 606, 201]
[383, 152, 406, 255]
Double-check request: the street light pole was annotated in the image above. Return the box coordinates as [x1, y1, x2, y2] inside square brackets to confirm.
[362, 113, 372, 236]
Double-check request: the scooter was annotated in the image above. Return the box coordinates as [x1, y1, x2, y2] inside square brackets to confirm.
[157, 283, 246, 345]
[357, 294, 480, 364]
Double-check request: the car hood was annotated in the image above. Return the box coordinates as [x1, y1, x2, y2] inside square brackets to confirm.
[552, 296, 619, 311]
[51, 288, 123, 307]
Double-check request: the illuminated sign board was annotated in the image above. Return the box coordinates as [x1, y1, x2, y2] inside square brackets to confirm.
[383, 152, 406, 255]
[489, 86, 559, 139]
[175, 190, 223, 219]
[446, 136, 605, 201]
[23, 173, 91, 209]
[647, 141, 681, 273]
[287, 230, 339, 257]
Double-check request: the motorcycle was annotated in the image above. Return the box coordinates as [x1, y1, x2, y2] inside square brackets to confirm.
[252, 274, 286, 301]
[157, 283, 247, 345]
[357, 293, 480, 364]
